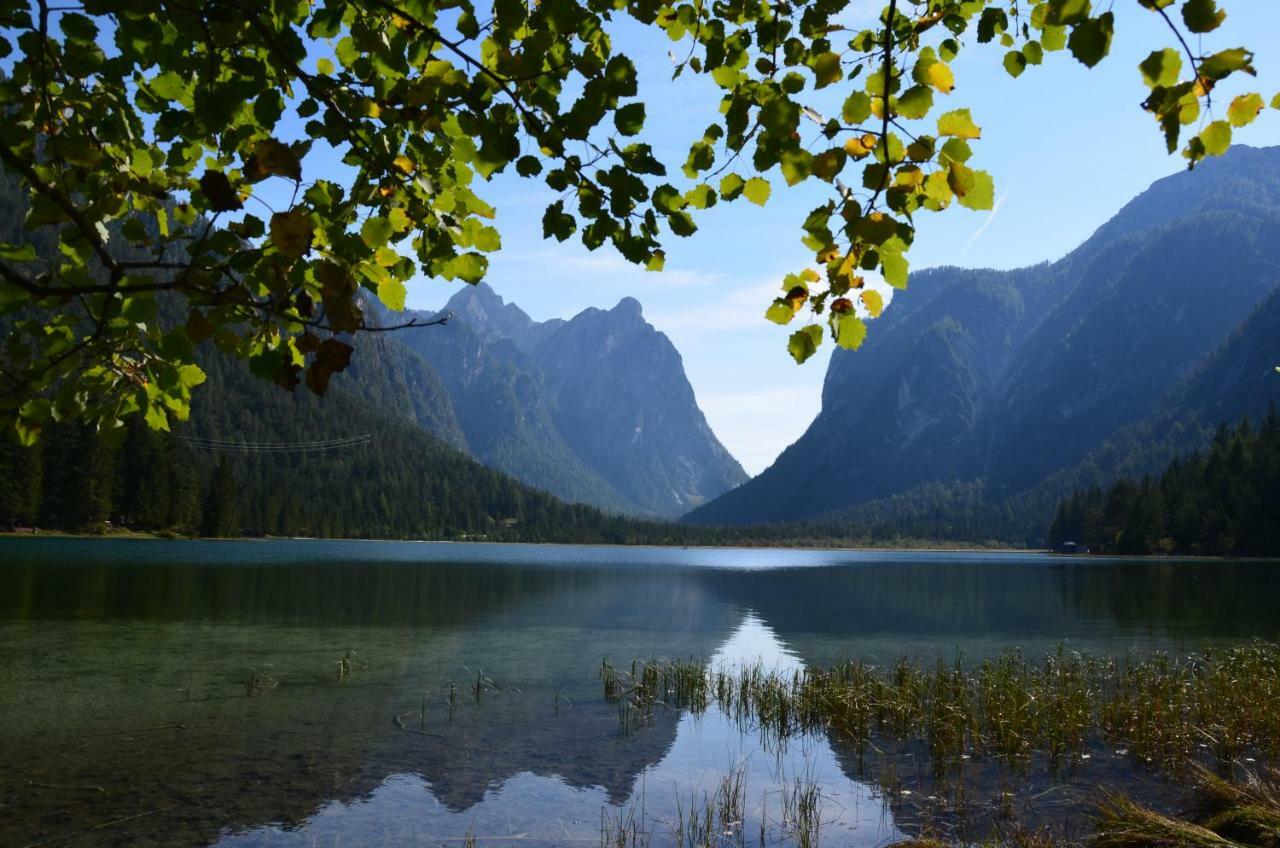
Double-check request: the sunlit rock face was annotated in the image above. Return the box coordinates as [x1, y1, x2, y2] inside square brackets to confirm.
[383, 283, 746, 517]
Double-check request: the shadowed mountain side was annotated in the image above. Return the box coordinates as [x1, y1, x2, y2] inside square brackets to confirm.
[374, 306, 638, 514]
[686, 145, 1280, 530]
[341, 334, 469, 453]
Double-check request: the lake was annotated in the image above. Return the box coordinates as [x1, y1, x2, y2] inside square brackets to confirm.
[3, 539, 1279, 848]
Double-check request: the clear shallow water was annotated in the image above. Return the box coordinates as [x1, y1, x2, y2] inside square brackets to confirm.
[2, 539, 1279, 847]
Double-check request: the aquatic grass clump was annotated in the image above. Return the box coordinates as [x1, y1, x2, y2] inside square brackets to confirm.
[334, 648, 367, 683]
[1100, 644, 1280, 771]
[604, 643, 1280, 777]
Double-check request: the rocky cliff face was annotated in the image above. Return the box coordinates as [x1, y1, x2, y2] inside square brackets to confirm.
[520, 296, 747, 515]
[385, 285, 746, 517]
[686, 145, 1280, 531]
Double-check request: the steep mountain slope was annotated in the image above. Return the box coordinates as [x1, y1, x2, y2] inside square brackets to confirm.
[523, 296, 747, 515]
[376, 297, 638, 514]
[389, 285, 746, 516]
[687, 145, 1280, 530]
[342, 335, 468, 453]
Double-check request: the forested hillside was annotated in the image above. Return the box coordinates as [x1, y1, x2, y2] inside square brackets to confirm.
[0, 341, 652, 541]
[687, 146, 1280, 542]
[1048, 411, 1280, 557]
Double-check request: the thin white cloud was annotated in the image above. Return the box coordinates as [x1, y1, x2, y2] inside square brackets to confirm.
[962, 190, 1010, 256]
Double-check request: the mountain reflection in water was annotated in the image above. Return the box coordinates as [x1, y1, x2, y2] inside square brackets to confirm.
[217, 614, 900, 847]
[3, 539, 1279, 847]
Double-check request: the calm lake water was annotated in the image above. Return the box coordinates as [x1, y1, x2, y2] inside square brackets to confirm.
[3, 539, 1279, 848]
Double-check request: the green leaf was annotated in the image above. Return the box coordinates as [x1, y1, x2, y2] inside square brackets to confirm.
[787, 325, 823, 364]
[1199, 120, 1232, 156]
[542, 202, 576, 241]
[1182, 0, 1226, 33]
[379, 276, 407, 311]
[720, 174, 745, 200]
[1068, 13, 1114, 68]
[834, 313, 867, 350]
[150, 71, 186, 101]
[1228, 93, 1265, 127]
[444, 252, 488, 283]
[955, 167, 995, 211]
[685, 184, 717, 209]
[60, 12, 98, 41]
[1003, 51, 1027, 78]
[614, 102, 646, 135]
[1139, 49, 1181, 88]
[937, 109, 982, 139]
[811, 52, 842, 89]
[1041, 25, 1068, 52]
[881, 251, 910, 288]
[780, 150, 813, 186]
[842, 91, 872, 124]
[897, 86, 934, 119]
[938, 137, 972, 165]
[743, 177, 772, 206]
[0, 242, 37, 262]
[765, 299, 795, 324]
[1046, 0, 1091, 26]
[361, 216, 394, 249]
[1199, 48, 1255, 81]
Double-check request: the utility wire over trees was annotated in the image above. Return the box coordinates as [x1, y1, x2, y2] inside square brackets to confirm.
[176, 433, 372, 453]
[0, 0, 1273, 443]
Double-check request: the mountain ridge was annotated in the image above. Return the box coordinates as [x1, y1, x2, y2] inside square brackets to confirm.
[381, 283, 747, 517]
[686, 145, 1280, 535]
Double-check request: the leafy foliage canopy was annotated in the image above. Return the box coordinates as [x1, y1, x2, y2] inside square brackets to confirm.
[0, 0, 1272, 441]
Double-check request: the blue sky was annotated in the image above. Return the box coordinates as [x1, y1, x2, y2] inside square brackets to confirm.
[363, 5, 1280, 474]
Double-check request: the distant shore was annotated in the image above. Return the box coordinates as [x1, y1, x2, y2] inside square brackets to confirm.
[7, 528, 1263, 560]
[0, 525, 1036, 553]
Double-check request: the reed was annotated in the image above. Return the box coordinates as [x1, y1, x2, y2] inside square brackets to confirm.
[334, 648, 367, 683]
[604, 643, 1280, 777]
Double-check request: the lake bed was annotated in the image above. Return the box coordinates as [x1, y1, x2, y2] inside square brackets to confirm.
[3, 539, 1278, 847]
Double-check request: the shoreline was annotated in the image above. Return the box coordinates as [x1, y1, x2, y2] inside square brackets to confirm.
[0, 527, 1025, 553]
[2, 529, 1273, 560]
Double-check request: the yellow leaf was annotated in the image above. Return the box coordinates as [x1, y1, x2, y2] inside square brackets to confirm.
[925, 61, 955, 94]
[861, 289, 885, 318]
[393, 155, 415, 174]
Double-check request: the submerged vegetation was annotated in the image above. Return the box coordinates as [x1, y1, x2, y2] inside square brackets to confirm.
[603, 645, 1280, 773]
[601, 644, 1280, 846]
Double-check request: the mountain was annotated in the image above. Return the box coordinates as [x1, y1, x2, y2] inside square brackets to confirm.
[385, 284, 747, 517]
[687, 145, 1280, 536]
